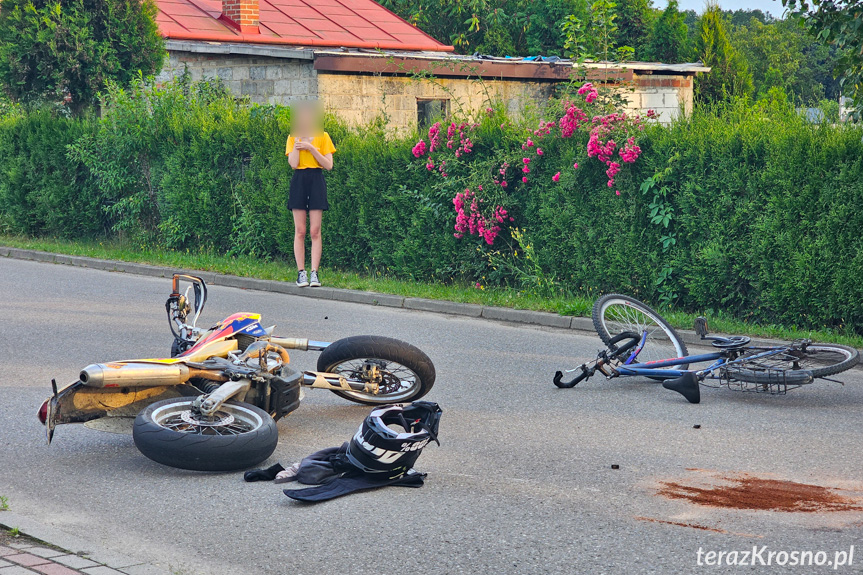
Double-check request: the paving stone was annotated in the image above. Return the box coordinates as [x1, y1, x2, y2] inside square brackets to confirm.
[33, 564, 82, 575]
[5, 553, 50, 567]
[81, 567, 126, 575]
[0, 560, 11, 568]
[24, 549, 65, 559]
[4, 544, 33, 551]
[0, 548, 14, 557]
[53, 556, 98, 570]
[0, 565, 40, 575]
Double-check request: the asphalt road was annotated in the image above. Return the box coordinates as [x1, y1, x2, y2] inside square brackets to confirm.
[1, 258, 862, 575]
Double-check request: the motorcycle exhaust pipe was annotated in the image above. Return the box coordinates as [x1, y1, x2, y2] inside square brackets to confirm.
[80, 362, 193, 388]
[269, 337, 330, 351]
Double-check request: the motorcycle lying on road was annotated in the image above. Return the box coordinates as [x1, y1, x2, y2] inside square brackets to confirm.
[38, 274, 436, 471]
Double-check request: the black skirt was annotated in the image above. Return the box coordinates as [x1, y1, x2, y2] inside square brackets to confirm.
[288, 168, 329, 211]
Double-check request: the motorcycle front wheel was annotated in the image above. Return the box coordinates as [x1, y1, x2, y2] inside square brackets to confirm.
[133, 398, 278, 471]
[317, 335, 436, 405]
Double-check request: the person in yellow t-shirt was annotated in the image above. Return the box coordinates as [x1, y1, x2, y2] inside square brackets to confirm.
[286, 101, 336, 288]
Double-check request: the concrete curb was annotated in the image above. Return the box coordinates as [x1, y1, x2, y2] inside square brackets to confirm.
[0, 511, 173, 575]
[0, 246, 843, 350]
[0, 246, 577, 330]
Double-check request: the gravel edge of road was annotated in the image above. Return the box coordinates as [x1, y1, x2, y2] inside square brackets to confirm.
[0, 245, 825, 351]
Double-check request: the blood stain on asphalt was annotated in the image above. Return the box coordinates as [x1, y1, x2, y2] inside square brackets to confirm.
[657, 473, 863, 513]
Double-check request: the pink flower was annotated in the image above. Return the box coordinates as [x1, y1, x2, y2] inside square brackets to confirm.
[522, 176, 528, 183]
[577, 82, 599, 104]
[412, 140, 427, 158]
[573, 163, 579, 169]
[526, 138, 534, 147]
[615, 190, 621, 196]
[552, 172, 561, 182]
[486, 107, 494, 115]
[522, 167, 530, 174]
[536, 148, 544, 156]
[475, 282, 481, 288]
[522, 157, 530, 164]
[501, 181, 508, 188]
[427, 122, 441, 153]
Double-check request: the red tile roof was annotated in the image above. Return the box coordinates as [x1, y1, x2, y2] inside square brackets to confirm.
[156, 0, 453, 52]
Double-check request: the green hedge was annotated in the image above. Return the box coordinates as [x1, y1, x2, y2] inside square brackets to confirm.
[1, 78, 862, 334]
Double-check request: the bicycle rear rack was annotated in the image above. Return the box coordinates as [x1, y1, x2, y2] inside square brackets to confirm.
[703, 367, 805, 395]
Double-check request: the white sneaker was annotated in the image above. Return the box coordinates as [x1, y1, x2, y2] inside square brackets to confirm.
[309, 270, 321, 287]
[296, 270, 309, 287]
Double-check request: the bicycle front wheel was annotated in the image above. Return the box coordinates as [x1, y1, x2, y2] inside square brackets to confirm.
[592, 294, 688, 367]
[725, 343, 859, 385]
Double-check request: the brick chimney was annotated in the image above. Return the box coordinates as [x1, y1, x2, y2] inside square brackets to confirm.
[221, 0, 259, 33]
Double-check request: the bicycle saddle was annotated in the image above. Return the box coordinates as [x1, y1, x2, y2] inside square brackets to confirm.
[709, 335, 751, 349]
[694, 317, 750, 349]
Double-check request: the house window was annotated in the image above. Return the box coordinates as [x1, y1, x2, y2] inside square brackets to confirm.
[417, 98, 449, 128]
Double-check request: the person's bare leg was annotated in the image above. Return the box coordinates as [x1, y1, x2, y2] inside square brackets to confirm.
[292, 209, 307, 271]
[309, 209, 323, 272]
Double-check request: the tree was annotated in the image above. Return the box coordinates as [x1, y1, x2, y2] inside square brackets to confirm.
[647, 0, 690, 63]
[0, 0, 165, 114]
[727, 8, 771, 27]
[730, 16, 842, 104]
[731, 17, 801, 100]
[614, 0, 652, 58]
[780, 0, 863, 119]
[695, 3, 753, 103]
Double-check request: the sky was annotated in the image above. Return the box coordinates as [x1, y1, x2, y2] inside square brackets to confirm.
[656, 0, 785, 17]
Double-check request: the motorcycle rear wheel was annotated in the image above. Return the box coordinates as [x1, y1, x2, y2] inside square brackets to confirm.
[317, 335, 436, 405]
[133, 398, 278, 471]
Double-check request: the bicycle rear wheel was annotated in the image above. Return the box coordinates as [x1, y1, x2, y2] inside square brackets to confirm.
[592, 294, 688, 368]
[724, 343, 859, 385]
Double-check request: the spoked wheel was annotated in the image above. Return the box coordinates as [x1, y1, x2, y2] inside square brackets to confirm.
[317, 335, 436, 405]
[725, 343, 859, 385]
[592, 294, 688, 369]
[133, 399, 278, 471]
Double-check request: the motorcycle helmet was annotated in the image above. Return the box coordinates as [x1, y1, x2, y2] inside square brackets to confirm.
[346, 401, 442, 478]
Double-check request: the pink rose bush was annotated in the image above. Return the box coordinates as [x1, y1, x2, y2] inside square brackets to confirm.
[453, 189, 509, 245]
[412, 83, 652, 245]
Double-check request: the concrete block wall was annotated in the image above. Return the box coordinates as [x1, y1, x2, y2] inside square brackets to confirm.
[316, 72, 555, 133]
[623, 75, 694, 124]
[159, 48, 699, 129]
[157, 51, 318, 105]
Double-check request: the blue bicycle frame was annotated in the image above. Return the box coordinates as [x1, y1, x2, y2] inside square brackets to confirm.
[615, 331, 790, 380]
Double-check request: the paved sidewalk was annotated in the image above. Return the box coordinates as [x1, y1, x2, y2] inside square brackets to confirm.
[0, 516, 171, 575]
[0, 541, 161, 575]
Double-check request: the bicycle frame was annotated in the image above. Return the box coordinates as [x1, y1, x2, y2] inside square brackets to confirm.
[608, 345, 795, 381]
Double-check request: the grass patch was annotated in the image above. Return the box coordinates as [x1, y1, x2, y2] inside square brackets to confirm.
[2, 235, 861, 348]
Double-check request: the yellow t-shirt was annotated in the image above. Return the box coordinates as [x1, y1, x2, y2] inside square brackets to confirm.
[286, 132, 336, 169]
